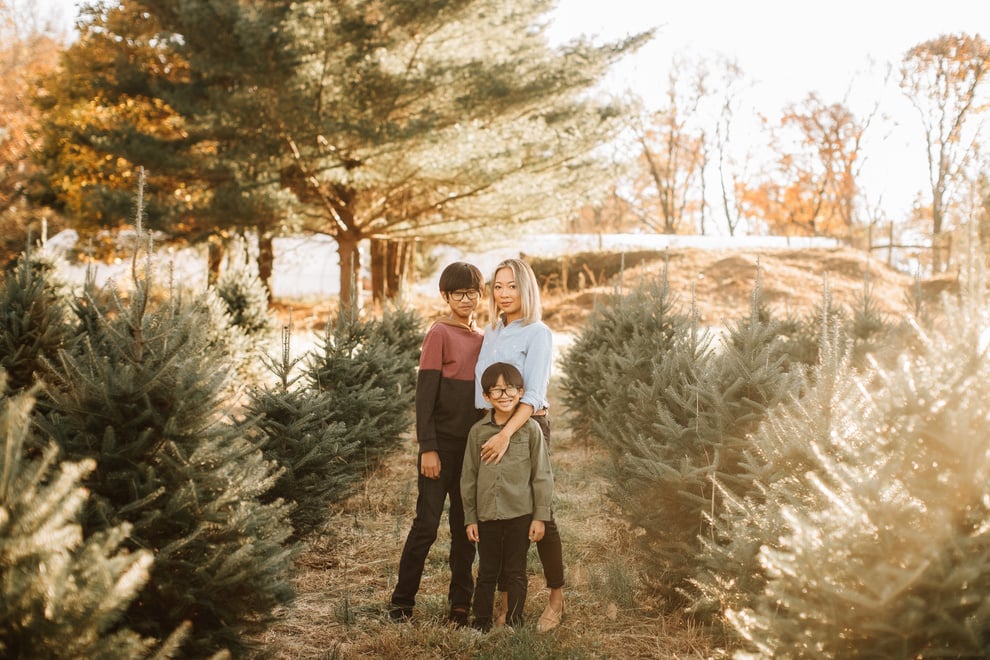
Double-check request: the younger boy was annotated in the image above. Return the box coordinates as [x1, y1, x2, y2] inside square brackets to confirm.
[461, 362, 554, 631]
[389, 262, 485, 626]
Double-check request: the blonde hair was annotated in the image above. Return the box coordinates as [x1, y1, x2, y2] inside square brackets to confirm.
[488, 258, 542, 327]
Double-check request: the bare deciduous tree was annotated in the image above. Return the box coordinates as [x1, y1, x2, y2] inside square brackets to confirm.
[628, 55, 711, 234]
[900, 32, 990, 271]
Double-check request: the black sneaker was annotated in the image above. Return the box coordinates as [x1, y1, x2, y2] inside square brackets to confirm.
[387, 604, 412, 622]
[447, 606, 470, 628]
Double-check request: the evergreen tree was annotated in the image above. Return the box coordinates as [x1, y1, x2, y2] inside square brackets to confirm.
[845, 267, 895, 365]
[562, 265, 814, 609]
[39, 268, 298, 657]
[722, 276, 990, 656]
[303, 304, 421, 471]
[0, 251, 74, 393]
[559, 263, 687, 441]
[0, 380, 186, 659]
[246, 324, 361, 542]
[36, 0, 652, 303]
[213, 237, 275, 339]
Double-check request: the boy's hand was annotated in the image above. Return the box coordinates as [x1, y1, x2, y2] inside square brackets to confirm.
[480, 429, 511, 465]
[528, 520, 545, 543]
[466, 523, 479, 543]
[420, 451, 441, 479]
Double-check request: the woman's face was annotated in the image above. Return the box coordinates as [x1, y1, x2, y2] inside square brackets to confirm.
[492, 266, 522, 322]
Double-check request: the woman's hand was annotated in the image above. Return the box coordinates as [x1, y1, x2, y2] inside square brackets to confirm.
[420, 451, 440, 479]
[480, 429, 511, 465]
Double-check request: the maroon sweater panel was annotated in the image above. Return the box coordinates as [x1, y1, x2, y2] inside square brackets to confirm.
[415, 321, 484, 454]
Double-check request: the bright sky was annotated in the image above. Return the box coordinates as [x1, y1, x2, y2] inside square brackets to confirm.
[549, 0, 990, 226]
[38, 0, 990, 228]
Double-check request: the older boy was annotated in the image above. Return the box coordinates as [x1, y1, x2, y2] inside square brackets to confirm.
[389, 262, 485, 626]
[461, 362, 554, 631]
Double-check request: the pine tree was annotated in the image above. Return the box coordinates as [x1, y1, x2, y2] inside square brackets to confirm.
[845, 268, 896, 365]
[0, 380, 186, 659]
[722, 273, 990, 656]
[303, 304, 421, 471]
[38, 265, 298, 657]
[213, 237, 274, 340]
[560, 262, 687, 441]
[687, 276, 806, 616]
[36, 0, 652, 304]
[246, 323, 361, 542]
[0, 251, 74, 394]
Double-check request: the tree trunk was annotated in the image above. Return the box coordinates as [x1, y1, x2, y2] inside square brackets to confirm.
[370, 238, 412, 304]
[370, 238, 387, 305]
[386, 240, 410, 299]
[258, 232, 275, 303]
[336, 232, 362, 310]
[207, 235, 225, 285]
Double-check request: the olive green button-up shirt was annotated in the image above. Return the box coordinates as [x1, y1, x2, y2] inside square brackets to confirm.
[461, 413, 554, 525]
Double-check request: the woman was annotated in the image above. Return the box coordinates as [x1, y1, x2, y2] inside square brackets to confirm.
[473, 257, 564, 632]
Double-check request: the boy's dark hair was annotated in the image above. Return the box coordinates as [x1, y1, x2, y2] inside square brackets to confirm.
[438, 261, 483, 293]
[480, 362, 524, 393]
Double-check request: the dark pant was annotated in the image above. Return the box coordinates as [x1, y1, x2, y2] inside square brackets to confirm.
[496, 414, 565, 591]
[391, 450, 476, 612]
[531, 414, 564, 589]
[473, 515, 532, 630]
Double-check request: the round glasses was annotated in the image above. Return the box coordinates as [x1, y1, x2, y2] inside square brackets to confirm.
[448, 290, 481, 301]
[487, 385, 520, 398]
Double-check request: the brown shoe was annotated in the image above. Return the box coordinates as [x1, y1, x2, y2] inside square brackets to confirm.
[537, 601, 564, 633]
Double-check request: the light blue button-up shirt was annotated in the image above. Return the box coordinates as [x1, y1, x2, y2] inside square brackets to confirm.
[474, 317, 553, 412]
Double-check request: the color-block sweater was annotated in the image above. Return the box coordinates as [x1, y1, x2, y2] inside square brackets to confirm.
[415, 319, 484, 455]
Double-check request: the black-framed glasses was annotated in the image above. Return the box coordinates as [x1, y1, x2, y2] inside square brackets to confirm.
[487, 385, 520, 398]
[448, 290, 481, 301]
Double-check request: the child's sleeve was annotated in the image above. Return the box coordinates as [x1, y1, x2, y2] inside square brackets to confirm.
[460, 429, 481, 526]
[528, 423, 554, 522]
[414, 325, 443, 453]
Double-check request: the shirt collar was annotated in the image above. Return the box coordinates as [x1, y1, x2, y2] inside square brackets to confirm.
[484, 410, 507, 428]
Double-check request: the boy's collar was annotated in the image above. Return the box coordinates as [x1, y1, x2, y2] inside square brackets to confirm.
[435, 317, 476, 331]
[485, 409, 511, 427]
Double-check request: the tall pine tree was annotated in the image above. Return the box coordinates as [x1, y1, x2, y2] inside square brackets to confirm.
[35, 0, 652, 302]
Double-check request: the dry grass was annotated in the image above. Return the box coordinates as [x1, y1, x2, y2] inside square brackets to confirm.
[254, 246, 933, 658]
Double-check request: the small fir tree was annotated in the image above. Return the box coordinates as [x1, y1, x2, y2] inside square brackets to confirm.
[0, 380, 186, 659]
[559, 261, 687, 441]
[303, 305, 421, 471]
[845, 268, 895, 365]
[698, 283, 849, 624]
[246, 322, 361, 541]
[0, 252, 74, 393]
[213, 238, 274, 340]
[39, 266, 298, 657]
